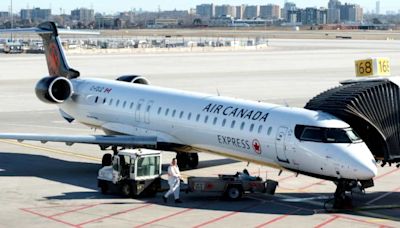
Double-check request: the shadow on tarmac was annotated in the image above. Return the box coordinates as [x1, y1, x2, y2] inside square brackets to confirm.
[1, 152, 399, 221]
[0, 152, 238, 192]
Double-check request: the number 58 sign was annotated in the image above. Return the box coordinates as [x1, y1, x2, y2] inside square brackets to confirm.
[355, 58, 391, 77]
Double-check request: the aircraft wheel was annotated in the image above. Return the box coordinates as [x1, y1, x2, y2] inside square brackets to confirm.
[101, 153, 112, 167]
[187, 153, 199, 169]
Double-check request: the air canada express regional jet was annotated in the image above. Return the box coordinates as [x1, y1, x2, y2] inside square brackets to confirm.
[0, 22, 378, 208]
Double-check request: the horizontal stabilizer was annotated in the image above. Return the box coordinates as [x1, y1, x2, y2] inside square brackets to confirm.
[0, 27, 99, 35]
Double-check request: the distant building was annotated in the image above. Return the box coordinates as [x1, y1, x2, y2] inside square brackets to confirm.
[196, 4, 214, 18]
[235, 5, 246, 19]
[287, 10, 302, 24]
[95, 13, 114, 29]
[209, 15, 234, 27]
[0, 11, 9, 23]
[20, 8, 51, 21]
[303, 8, 327, 25]
[376, 1, 380, 15]
[282, 2, 296, 21]
[259, 4, 280, 19]
[215, 5, 236, 18]
[0, 11, 9, 18]
[162, 10, 188, 18]
[243, 5, 259, 19]
[71, 8, 94, 25]
[327, 0, 341, 23]
[340, 4, 363, 23]
[155, 18, 179, 27]
[327, 1, 363, 23]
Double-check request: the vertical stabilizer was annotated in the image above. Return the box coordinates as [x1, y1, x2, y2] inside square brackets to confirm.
[37, 22, 80, 78]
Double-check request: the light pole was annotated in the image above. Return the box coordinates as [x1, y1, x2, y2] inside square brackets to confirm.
[10, 0, 13, 41]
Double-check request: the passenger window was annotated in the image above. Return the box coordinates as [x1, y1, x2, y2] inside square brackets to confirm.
[130, 102, 134, 109]
[231, 120, 236, 128]
[116, 100, 120, 107]
[146, 105, 151, 112]
[103, 98, 106, 104]
[258, 125, 263, 134]
[249, 123, 254, 132]
[172, 109, 176, 117]
[267, 127, 272, 135]
[196, 114, 200, 122]
[157, 107, 162, 115]
[240, 122, 245, 130]
[165, 108, 169, 116]
[109, 98, 113, 105]
[137, 103, 141, 110]
[179, 111, 184, 119]
[213, 117, 217, 125]
[222, 119, 226, 127]
[188, 113, 192, 120]
[123, 101, 127, 108]
[204, 115, 209, 123]
[95, 96, 99, 103]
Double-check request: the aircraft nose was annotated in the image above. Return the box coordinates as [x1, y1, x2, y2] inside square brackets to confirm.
[356, 159, 377, 180]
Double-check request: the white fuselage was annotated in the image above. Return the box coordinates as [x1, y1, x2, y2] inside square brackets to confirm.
[59, 78, 377, 181]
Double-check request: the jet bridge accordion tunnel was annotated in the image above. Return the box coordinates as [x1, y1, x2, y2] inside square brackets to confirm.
[305, 78, 400, 167]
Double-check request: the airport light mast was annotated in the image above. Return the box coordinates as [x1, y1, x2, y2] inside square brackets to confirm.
[10, 0, 13, 41]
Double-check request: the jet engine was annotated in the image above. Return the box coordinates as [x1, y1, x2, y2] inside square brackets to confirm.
[35, 76, 73, 103]
[116, 75, 150, 85]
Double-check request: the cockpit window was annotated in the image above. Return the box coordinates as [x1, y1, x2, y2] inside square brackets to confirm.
[300, 127, 324, 142]
[295, 125, 362, 144]
[346, 129, 362, 142]
[325, 128, 351, 143]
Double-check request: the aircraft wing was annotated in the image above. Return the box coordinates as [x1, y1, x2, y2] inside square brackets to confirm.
[0, 133, 157, 147]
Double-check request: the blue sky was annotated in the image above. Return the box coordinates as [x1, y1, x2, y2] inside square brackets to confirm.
[0, 1, 397, 14]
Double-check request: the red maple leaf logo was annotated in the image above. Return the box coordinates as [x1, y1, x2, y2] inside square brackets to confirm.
[252, 139, 261, 154]
[48, 42, 60, 76]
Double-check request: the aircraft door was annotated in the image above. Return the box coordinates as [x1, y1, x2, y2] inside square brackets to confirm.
[275, 126, 290, 163]
[135, 99, 145, 122]
[144, 100, 154, 124]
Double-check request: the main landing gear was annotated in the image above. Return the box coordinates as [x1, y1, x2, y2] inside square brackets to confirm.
[176, 152, 199, 169]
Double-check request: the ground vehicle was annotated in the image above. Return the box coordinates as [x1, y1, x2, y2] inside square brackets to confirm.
[98, 149, 162, 197]
[3, 41, 22, 53]
[187, 170, 278, 200]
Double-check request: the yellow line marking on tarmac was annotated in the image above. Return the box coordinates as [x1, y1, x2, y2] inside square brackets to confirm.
[0, 139, 101, 162]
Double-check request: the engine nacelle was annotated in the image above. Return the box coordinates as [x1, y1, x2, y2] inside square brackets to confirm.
[116, 75, 150, 85]
[35, 76, 73, 103]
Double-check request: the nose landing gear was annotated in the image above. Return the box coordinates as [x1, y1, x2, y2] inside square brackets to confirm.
[332, 180, 357, 209]
[331, 179, 373, 209]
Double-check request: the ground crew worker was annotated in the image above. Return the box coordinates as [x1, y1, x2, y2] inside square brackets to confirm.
[162, 158, 182, 203]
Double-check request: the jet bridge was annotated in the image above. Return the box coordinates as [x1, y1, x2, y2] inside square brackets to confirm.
[305, 77, 400, 166]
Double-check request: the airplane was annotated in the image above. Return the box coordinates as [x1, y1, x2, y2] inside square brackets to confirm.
[0, 22, 378, 208]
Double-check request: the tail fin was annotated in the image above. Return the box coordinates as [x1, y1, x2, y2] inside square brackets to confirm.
[0, 21, 98, 79]
[37, 22, 80, 78]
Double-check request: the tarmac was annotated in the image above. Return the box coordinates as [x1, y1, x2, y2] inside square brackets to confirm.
[0, 38, 400, 227]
